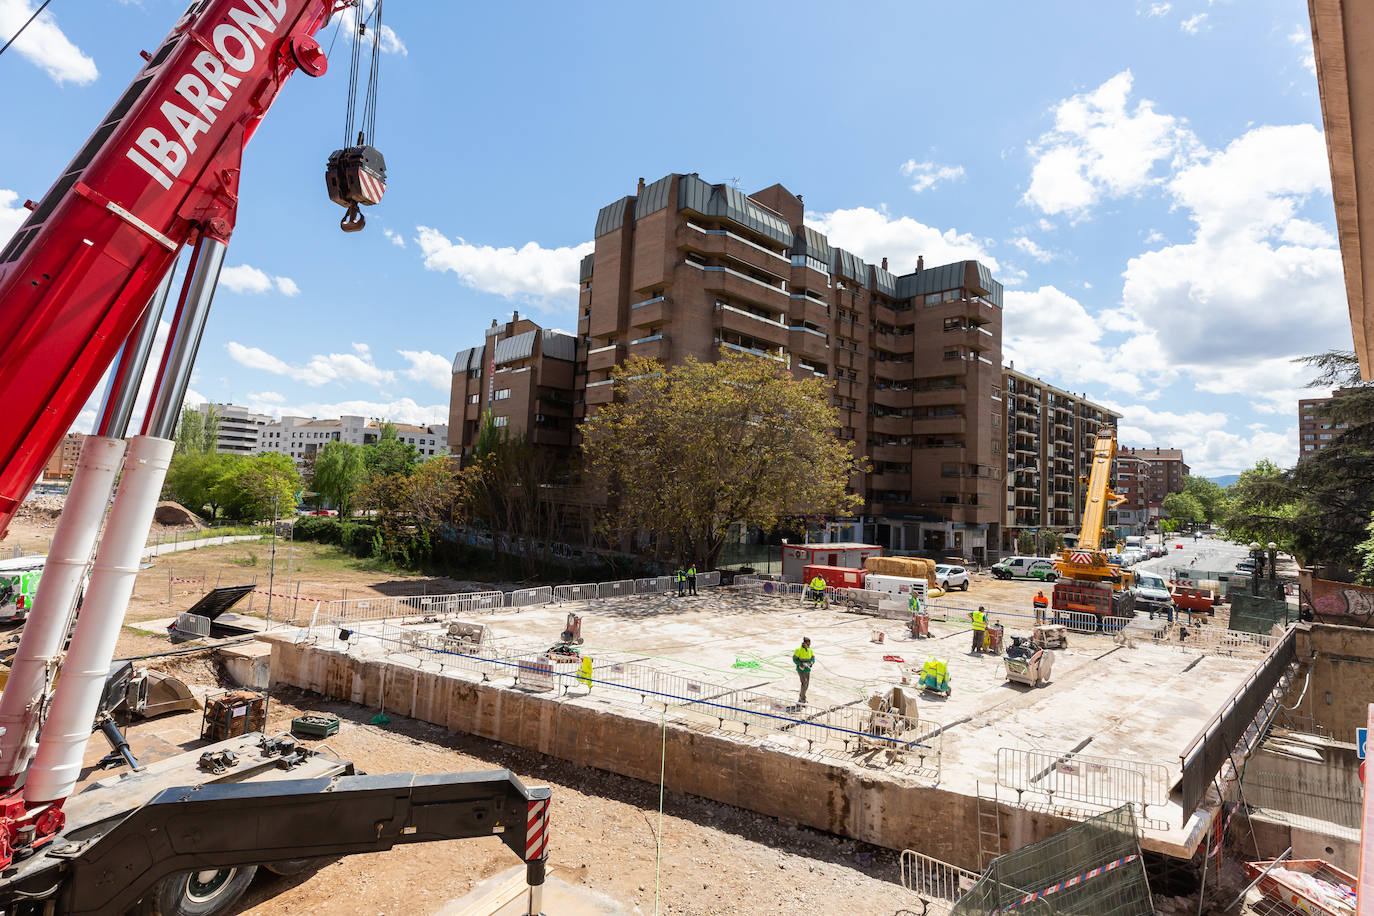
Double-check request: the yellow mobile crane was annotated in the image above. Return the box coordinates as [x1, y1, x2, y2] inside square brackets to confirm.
[1051, 428, 1135, 620]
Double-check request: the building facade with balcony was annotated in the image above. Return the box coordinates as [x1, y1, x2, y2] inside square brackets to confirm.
[1000, 367, 1120, 550]
[447, 314, 578, 457]
[260, 415, 447, 465]
[196, 403, 273, 455]
[566, 173, 1008, 561]
[1298, 388, 1358, 459]
[43, 432, 84, 480]
[1116, 446, 1190, 521]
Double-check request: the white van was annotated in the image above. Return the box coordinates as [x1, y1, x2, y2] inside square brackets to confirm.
[0, 556, 47, 622]
[991, 556, 1058, 581]
[864, 574, 929, 601]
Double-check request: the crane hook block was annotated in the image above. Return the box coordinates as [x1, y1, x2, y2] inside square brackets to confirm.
[325, 145, 387, 232]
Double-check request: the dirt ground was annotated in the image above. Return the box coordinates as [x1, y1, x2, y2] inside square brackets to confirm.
[111, 673, 913, 916]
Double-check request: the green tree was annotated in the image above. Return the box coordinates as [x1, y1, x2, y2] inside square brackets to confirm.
[1161, 491, 1205, 527]
[163, 452, 235, 519]
[1016, 531, 1036, 555]
[1181, 476, 1227, 524]
[1042, 531, 1062, 554]
[1219, 459, 1301, 553]
[218, 453, 301, 521]
[580, 349, 864, 568]
[364, 422, 419, 479]
[311, 441, 367, 516]
[463, 435, 565, 574]
[173, 405, 219, 456]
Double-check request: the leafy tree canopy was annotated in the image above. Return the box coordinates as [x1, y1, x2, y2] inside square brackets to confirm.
[580, 349, 865, 567]
[174, 405, 219, 456]
[312, 441, 367, 516]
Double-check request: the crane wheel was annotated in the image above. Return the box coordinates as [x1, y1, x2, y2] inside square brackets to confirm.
[151, 865, 258, 916]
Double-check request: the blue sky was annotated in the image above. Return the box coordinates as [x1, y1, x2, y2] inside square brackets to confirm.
[0, 0, 1341, 475]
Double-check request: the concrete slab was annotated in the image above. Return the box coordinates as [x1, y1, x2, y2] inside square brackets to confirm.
[278, 587, 1271, 863]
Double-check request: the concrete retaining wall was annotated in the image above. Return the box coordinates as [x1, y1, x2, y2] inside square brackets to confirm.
[262, 635, 1076, 869]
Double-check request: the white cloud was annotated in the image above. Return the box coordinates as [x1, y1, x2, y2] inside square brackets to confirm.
[0, 189, 25, 248]
[416, 226, 593, 305]
[399, 349, 452, 390]
[805, 206, 1000, 273]
[1023, 71, 1197, 217]
[274, 398, 446, 427]
[226, 341, 394, 389]
[247, 391, 285, 404]
[1002, 285, 1148, 395]
[1301, 52, 1316, 76]
[383, 228, 406, 248]
[1112, 402, 1297, 475]
[220, 264, 300, 297]
[331, 1, 407, 55]
[1180, 13, 1208, 34]
[1011, 236, 1056, 263]
[226, 342, 291, 375]
[1142, 2, 1171, 17]
[298, 350, 394, 388]
[899, 159, 966, 193]
[0, 0, 97, 84]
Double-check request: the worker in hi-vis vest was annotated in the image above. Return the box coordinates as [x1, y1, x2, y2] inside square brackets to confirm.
[687, 565, 698, 596]
[1033, 589, 1049, 625]
[970, 606, 987, 653]
[793, 637, 814, 705]
[808, 575, 826, 606]
[675, 567, 686, 597]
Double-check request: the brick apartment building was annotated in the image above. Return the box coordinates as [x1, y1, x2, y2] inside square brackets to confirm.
[1298, 388, 1358, 459]
[448, 315, 578, 457]
[1116, 446, 1190, 522]
[43, 432, 84, 480]
[450, 173, 1009, 560]
[1001, 367, 1120, 550]
[1112, 452, 1151, 531]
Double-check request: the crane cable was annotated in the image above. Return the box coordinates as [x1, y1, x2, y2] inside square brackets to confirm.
[341, 0, 384, 147]
[0, 0, 53, 60]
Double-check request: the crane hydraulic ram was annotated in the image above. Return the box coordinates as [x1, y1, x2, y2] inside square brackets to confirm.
[0, 2, 550, 913]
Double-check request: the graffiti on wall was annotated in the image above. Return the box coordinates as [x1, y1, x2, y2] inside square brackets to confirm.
[1305, 577, 1374, 626]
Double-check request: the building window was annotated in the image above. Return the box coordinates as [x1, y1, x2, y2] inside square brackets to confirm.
[493, 416, 508, 428]
[943, 317, 962, 331]
[494, 388, 511, 401]
[943, 349, 959, 360]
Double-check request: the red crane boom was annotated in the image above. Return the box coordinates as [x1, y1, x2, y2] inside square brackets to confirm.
[0, 0, 335, 538]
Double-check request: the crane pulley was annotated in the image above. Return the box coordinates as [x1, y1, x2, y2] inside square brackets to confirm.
[325, 0, 387, 231]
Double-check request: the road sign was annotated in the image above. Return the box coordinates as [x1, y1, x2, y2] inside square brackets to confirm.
[1358, 727, 1367, 760]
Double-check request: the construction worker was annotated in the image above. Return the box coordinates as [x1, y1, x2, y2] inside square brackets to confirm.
[793, 637, 814, 705]
[1032, 589, 1048, 625]
[675, 566, 686, 597]
[808, 574, 827, 607]
[970, 606, 987, 653]
[907, 589, 925, 638]
[687, 564, 698, 596]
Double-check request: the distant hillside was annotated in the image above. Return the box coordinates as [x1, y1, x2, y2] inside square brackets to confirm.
[1207, 474, 1240, 488]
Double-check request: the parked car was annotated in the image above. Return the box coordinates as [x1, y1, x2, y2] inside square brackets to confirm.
[991, 556, 1058, 581]
[935, 564, 970, 591]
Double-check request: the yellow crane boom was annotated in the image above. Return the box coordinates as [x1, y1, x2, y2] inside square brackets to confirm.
[1053, 427, 1127, 583]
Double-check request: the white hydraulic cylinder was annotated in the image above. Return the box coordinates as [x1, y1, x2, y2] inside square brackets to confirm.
[25, 435, 174, 803]
[0, 436, 127, 784]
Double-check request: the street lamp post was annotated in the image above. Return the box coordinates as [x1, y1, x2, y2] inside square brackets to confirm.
[267, 492, 278, 628]
[1249, 541, 1262, 596]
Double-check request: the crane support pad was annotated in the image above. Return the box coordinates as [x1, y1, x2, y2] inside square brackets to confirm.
[3, 770, 550, 915]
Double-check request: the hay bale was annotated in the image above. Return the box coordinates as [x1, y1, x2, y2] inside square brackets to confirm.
[864, 556, 936, 582]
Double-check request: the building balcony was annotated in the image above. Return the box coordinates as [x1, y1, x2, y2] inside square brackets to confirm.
[787, 295, 831, 328]
[628, 333, 670, 361]
[713, 302, 790, 349]
[916, 415, 966, 436]
[586, 343, 625, 372]
[585, 379, 615, 406]
[687, 260, 790, 309]
[871, 415, 911, 436]
[714, 338, 788, 364]
[911, 387, 967, 407]
[629, 295, 671, 328]
[873, 331, 908, 353]
[870, 444, 911, 464]
[683, 223, 791, 279]
[869, 472, 911, 490]
[788, 326, 830, 361]
[872, 387, 912, 410]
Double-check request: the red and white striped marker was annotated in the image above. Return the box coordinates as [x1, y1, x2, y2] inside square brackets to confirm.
[358, 170, 385, 205]
[526, 798, 550, 861]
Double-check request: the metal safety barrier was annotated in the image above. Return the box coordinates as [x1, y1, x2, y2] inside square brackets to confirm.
[552, 583, 598, 602]
[508, 586, 554, 608]
[901, 850, 979, 915]
[597, 578, 637, 599]
[997, 746, 1170, 812]
[173, 612, 211, 638]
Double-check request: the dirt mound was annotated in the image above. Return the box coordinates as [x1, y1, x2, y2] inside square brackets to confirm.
[154, 501, 205, 529]
[14, 492, 64, 523]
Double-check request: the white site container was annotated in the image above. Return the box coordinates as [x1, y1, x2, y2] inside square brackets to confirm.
[864, 574, 929, 600]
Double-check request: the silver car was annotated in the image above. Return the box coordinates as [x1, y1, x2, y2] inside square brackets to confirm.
[936, 564, 970, 591]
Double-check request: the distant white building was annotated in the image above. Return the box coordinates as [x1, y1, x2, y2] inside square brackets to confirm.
[258, 415, 448, 464]
[197, 403, 272, 455]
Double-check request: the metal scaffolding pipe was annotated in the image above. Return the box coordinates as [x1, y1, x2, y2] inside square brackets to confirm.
[142, 237, 226, 440]
[95, 266, 175, 439]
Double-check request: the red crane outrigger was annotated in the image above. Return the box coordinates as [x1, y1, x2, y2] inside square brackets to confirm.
[0, 3, 543, 913]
